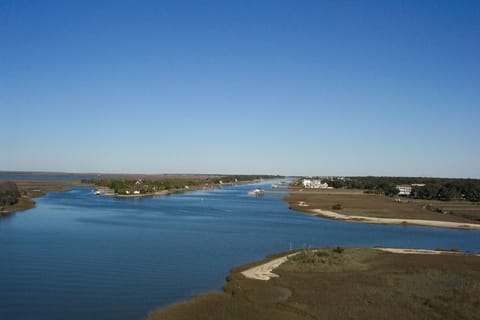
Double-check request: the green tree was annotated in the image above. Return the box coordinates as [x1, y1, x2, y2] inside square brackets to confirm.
[0, 182, 21, 206]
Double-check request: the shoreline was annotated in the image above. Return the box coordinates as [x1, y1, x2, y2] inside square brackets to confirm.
[309, 208, 480, 230]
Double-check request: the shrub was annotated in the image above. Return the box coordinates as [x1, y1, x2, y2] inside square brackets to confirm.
[332, 203, 342, 210]
[332, 246, 344, 254]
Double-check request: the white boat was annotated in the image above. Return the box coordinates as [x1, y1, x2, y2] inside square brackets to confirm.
[248, 188, 265, 196]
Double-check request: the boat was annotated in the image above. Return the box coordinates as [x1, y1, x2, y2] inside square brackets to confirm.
[94, 189, 102, 195]
[248, 188, 265, 196]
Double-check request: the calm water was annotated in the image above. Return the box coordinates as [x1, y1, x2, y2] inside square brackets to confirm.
[1, 182, 479, 320]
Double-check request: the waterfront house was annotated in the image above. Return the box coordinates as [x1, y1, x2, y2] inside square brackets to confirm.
[302, 178, 329, 189]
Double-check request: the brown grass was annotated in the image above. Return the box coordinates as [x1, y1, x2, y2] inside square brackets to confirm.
[285, 188, 480, 224]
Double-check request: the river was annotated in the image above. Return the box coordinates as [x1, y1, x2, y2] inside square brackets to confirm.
[1, 181, 479, 319]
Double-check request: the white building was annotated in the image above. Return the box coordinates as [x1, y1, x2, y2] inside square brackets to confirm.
[396, 185, 412, 196]
[302, 178, 329, 189]
[396, 184, 425, 196]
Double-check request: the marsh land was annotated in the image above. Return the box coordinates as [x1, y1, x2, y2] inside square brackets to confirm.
[148, 247, 480, 320]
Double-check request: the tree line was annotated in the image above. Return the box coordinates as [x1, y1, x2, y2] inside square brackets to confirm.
[82, 179, 198, 194]
[311, 176, 480, 202]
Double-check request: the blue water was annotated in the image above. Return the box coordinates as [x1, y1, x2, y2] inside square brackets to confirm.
[1, 182, 479, 320]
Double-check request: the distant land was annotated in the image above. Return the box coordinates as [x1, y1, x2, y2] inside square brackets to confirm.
[0, 171, 283, 214]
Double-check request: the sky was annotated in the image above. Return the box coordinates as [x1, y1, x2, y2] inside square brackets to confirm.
[1, 0, 479, 177]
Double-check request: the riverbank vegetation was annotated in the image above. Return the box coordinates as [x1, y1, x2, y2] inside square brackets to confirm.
[148, 247, 480, 320]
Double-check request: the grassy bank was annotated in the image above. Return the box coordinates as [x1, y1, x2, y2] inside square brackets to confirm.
[147, 247, 480, 320]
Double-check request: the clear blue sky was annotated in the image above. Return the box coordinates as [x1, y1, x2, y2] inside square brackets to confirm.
[1, 0, 479, 177]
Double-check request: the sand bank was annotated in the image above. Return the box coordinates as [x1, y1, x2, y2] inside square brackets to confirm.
[310, 208, 480, 230]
